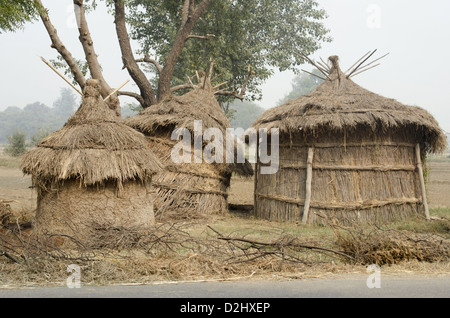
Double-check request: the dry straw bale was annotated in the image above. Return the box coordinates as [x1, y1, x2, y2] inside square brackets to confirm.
[125, 80, 253, 219]
[251, 56, 446, 153]
[249, 55, 447, 224]
[21, 79, 163, 190]
[20, 79, 163, 236]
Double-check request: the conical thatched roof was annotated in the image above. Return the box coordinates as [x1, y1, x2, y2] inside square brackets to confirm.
[125, 79, 253, 177]
[251, 55, 447, 153]
[21, 79, 163, 189]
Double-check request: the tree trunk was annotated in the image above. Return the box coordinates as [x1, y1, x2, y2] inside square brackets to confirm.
[74, 0, 121, 117]
[157, 0, 211, 102]
[37, 0, 86, 90]
[114, 1, 156, 109]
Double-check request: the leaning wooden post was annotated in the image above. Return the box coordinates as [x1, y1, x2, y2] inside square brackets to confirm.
[104, 80, 130, 101]
[415, 143, 430, 220]
[253, 130, 260, 217]
[302, 147, 314, 224]
[40, 56, 83, 96]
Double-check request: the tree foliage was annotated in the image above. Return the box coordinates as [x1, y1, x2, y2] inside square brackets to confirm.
[4, 131, 27, 157]
[0, 87, 136, 145]
[0, 102, 66, 145]
[228, 101, 266, 131]
[35, 0, 330, 112]
[53, 88, 78, 117]
[277, 68, 324, 105]
[0, 0, 41, 33]
[127, 0, 331, 101]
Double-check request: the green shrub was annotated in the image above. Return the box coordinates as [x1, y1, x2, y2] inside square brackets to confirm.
[30, 128, 51, 146]
[4, 131, 27, 157]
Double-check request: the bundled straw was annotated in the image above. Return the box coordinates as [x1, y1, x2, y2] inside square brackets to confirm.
[251, 56, 447, 153]
[125, 77, 253, 219]
[248, 55, 447, 224]
[21, 79, 163, 191]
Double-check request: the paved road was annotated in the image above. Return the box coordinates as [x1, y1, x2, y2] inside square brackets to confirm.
[1, 276, 449, 298]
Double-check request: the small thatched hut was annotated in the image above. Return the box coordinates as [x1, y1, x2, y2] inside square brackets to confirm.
[125, 77, 253, 220]
[21, 79, 163, 236]
[249, 55, 447, 224]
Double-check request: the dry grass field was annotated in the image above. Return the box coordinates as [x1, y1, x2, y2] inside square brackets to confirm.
[426, 156, 450, 208]
[0, 149, 449, 287]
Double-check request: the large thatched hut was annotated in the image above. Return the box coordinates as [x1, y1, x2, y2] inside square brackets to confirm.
[249, 55, 447, 224]
[21, 79, 163, 236]
[125, 77, 253, 220]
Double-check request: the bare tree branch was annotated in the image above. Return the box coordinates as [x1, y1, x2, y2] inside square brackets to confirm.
[181, 0, 190, 28]
[117, 91, 145, 106]
[298, 52, 331, 81]
[206, 58, 215, 81]
[74, 0, 120, 116]
[135, 54, 163, 74]
[170, 83, 195, 92]
[114, 1, 157, 108]
[188, 34, 216, 40]
[0, 249, 20, 264]
[301, 69, 326, 81]
[214, 65, 253, 100]
[212, 81, 228, 90]
[36, 0, 86, 90]
[188, 0, 195, 20]
[157, 0, 212, 102]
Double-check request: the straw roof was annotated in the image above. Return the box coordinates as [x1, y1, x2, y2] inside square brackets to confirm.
[21, 79, 163, 188]
[251, 55, 447, 153]
[125, 80, 253, 177]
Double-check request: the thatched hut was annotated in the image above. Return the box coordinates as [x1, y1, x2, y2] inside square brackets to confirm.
[21, 79, 163, 236]
[249, 55, 447, 224]
[125, 77, 253, 220]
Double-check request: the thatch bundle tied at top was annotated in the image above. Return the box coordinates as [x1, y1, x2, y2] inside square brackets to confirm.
[253, 55, 446, 152]
[21, 79, 163, 235]
[250, 55, 447, 224]
[125, 75, 253, 219]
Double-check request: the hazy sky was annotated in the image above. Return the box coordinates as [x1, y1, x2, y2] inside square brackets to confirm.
[1, 0, 449, 132]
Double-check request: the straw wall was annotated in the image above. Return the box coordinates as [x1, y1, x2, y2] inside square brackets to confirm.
[147, 137, 229, 220]
[255, 128, 424, 224]
[34, 180, 155, 236]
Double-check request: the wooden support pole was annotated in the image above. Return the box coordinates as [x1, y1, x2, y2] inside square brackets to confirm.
[40, 56, 83, 95]
[253, 130, 260, 217]
[415, 143, 430, 220]
[302, 147, 314, 224]
[104, 80, 130, 101]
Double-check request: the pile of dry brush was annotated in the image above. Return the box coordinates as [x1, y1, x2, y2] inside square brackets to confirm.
[1, 198, 449, 275]
[330, 218, 450, 265]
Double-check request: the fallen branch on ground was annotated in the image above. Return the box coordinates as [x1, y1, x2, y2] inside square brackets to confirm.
[207, 225, 354, 270]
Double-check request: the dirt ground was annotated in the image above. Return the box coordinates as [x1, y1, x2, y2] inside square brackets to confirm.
[426, 159, 450, 208]
[1, 156, 450, 213]
[0, 166, 36, 213]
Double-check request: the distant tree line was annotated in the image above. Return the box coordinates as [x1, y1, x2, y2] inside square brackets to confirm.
[1, 70, 323, 155]
[0, 88, 139, 145]
[225, 70, 324, 132]
[0, 88, 77, 144]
